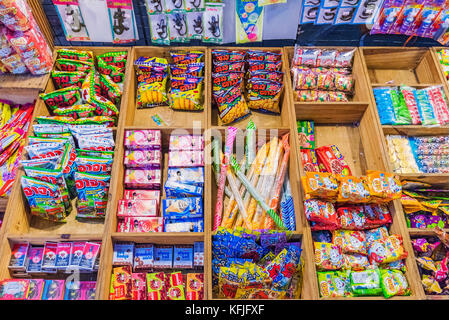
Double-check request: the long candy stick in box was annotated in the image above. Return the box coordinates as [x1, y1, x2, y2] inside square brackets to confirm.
[213, 127, 237, 231]
[230, 155, 286, 230]
[212, 138, 232, 198]
[234, 143, 269, 228]
[265, 134, 290, 229]
[252, 137, 283, 229]
[245, 119, 256, 172]
[221, 157, 245, 228]
[225, 169, 251, 229]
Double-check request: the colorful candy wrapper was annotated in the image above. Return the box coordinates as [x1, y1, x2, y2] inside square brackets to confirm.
[400, 85, 422, 125]
[40, 86, 81, 111]
[314, 242, 344, 271]
[55, 58, 93, 73]
[380, 269, 410, 298]
[97, 51, 127, 71]
[21, 176, 66, 222]
[169, 76, 204, 111]
[302, 172, 339, 200]
[57, 49, 93, 63]
[75, 172, 110, 219]
[53, 104, 96, 120]
[212, 50, 245, 63]
[246, 79, 283, 114]
[213, 84, 250, 125]
[333, 230, 367, 256]
[213, 127, 237, 231]
[304, 199, 339, 230]
[415, 88, 439, 126]
[211, 139, 232, 199]
[317, 270, 351, 297]
[316, 145, 352, 176]
[51, 70, 87, 89]
[368, 234, 408, 264]
[350, 269, 382, 296]
[137, 71, 168, 108]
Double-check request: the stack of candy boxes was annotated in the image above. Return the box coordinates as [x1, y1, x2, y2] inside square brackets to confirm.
[39, 49, 128, 129]
[110, 241, 204, 300]
[20, 124, 115, 222]
[374, 85, 449, 126]
[0, 241, 100, 300]
[302, 168, 413, 298]
[119, 129, 163, 232]
[211, 49, 285, 125]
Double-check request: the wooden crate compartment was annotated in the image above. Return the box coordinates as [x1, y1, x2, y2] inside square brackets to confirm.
[124, 47, 208, 129]
[207, 128, 316, 299]
[362, 47, 442, 85]
[98, 233, 207, 300]
[0, 234, 103, 299]
[291, 102, 425, 299]
[105, 127, 210, 235]
[209, 47, 292, 129]
[2, 47, 133, 238]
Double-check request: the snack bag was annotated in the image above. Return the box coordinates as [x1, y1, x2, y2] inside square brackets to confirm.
[365, 226, 390, 247]
[57, 49, 93, 63]
[21, 176, 66, 222]
[75, 172, 110, 219]
[364, 170, 402, 202]
[55, 58, 93, 73]
[212, 50, 246, 63]
[314, 242, 344, 271]
[367, 235, 408, 264]
[169, 76, 204, 111]
[213, 84, 250, 125]
[301, 172, 339, 200]
[337, 176, 371, 203]
[51, 70, 87, 90]
[246, 79, 283, 114]
[99, 73, 122, 104]
[40, 86, 81, 111]
[212, 72, 244, 92]
[379, 269, 410, 298]
[97, 51, 128, 71]
[317, 270, 351, 297]
[170, 51, 203, 65]
[315, 145, 352, 176]
[343, 254, 370, 271]
[53, 104, 96, 120]
[136, 71, 168, 108]
[350, 269, 382, 296]
[332, 230, 367, 255]
[337, 206, 366, 230]
[300, 149, 320, 172]
[304, 199, 339, 229]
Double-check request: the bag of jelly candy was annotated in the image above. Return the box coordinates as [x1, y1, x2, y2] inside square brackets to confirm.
[380, 269, 410, 298]
[96, 51, 128, 71]
[314, 242, 344, 271]
[75, 172, 110, 219]
[21, 175, 66, 222]
[39, 86, 81, 111]
[415, 88, 439, 126]
[51, 70, 87, 90]
[350, 269, 382, 296]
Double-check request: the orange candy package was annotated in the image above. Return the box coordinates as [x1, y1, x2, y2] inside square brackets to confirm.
[301, 171, 338, 200]
[337, 175, 371, 203]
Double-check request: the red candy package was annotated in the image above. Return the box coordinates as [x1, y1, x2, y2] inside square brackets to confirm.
[300, 149, 320, 172]
[304, 199, 339, 229]
[337, 206, 366, 230]
[364, 204, 393, 228]
[316, 145, 352, 176]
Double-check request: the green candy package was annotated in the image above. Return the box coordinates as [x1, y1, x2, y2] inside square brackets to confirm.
[56, 58, 94, 73]
[51, 70, 87, 89]
[28, 135, 75, 151]
[39, 86, 82, 111]
[57, 49, 94, 63]
[317, 270, 351, 298]
[35, 116, 114, 127]
[97, 60, 125, 88]
[379, 269, 411, 299]
[76, 149, 114, 159]
[53, 104, 97, 120]
[75, 172, 110, 219]
[21, 176, 67, 222]
[57, 143, 78, 199]
[390, 87, 412, 125]
[96, 51, 128, 71]
[98, 73, 122, 104]
[75, 156, 113, 175]
[350, 269, 382, 296]
[23, 166, 72, 214]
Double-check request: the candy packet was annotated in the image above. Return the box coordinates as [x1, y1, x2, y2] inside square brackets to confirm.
[39, 86, 81, 111]
[304, 199, 339, 230]
[350, 269, 382, 296]
[75, 172, 110, 219]
[317, 270, 351, 297]
[246, 79, 283, 114]
[55, 58, 93, 73]
[301, 172, 339, 200]
[51, 70, 87, 89]
[333, 230, 367, 255]
[315, 145, 352, 176]
[314, 242, 344, 271]
[380, 269, 410, 298]
[169, 75, 204, 111]
[368, 234, 408, 264]
[136, 71, 168, 108]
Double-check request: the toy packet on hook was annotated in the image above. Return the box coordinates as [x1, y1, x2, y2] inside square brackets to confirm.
[106, 0, 138, 44]
[203, 2, 224, 44]
[187, 11, 204, 40]
[168, 12, 188, 43]
[149, 14, 170, 45]
[145, 0, 165, 14]
[53, 0, 90, 41]
[185, 0, 204, 11]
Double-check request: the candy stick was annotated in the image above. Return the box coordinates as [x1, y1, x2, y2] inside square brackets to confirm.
[252, 136, 284, 229]
[232, 143, 269, 228]
[230, 155, 286, 230]
[264, 134, 290, 229]
[245, 119, 256, 172]
[212, 138, 232, 198]
[247, 137, 278, 227]
[225, 169, 251, 229]
[223, 143, 268, 228]
[221, 156, 246, 228]
[213, 127, 238, 231]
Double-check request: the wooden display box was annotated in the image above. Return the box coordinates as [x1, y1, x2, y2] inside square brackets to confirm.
[209, 47, 293, 130]
[2, 47, 133, 238]
[0, 234, 103, 298]
[291, 97, 425, 299]
[207, 128, 315, 299]
[283, 46, 371, 124]
[125, 46, 209, 129]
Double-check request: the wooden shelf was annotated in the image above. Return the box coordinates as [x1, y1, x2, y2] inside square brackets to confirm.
[399, 173, 449, 186]
[383, 125, 449, 136]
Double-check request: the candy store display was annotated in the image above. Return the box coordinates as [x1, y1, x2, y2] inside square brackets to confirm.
[20, 123, 115, 222]
[1, 240, 100, 300]
[135, 51, 205, 111]
[211, 49, 284, 125]
[291, 47, 355, 102]
[110, 241, 204, 300]
[411, 233, 449, 296]
[374, 85, 449, 126]
[212, 228, 303, 299]
[401, 181, 449, 230]
[212, 123, 296, 231]
[386, 135, 449, 174]
[437, 49, 449, 81]
[0, 100, 34, 198]
[0, 1, 52, 75]
[118, 130, 204, 233]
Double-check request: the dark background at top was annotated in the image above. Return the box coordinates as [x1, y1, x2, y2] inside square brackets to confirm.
[42, 0, 445, 48]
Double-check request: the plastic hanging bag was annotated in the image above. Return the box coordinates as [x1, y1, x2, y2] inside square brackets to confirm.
[149, 14, 170, 45]
[168, 12, 188, 43]
[186, 11, 203, 40]
[106, 0, 138, 44]
[203, 2, 224, 44]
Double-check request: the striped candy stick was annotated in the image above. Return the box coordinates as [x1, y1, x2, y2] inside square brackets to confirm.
[264, 133, 290, 229]
[221, 157, 246, 228]
[212, 138, 232, 198]
[230, 155, 287, 230]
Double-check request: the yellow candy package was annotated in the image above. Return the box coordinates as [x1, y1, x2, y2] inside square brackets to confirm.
[342, 253, 370, 271]
[380, 269, 410, 298]
[337, 175, 371, 203]
[332, 230, 368, 256]
[364, 170, 402, 202]
[234, 288, 286, 299]
[301, 172, 338, 200]
[136, 71, 168, 108]
[169, 76, 204, 111]
[213, 84, 250, 125]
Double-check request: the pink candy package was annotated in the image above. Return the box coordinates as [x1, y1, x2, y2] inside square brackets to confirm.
[123, 189, 160, 204]
[119, 217, 164, 233]
[169, 135, 204, 151]
[117, 199, 159, 217]
[124, 169, 161, 189]
[124, 149, 162, 168]
[0, 1, 32, 32]
[125, 130, 161, 150]
[426, 86, 449, 125]
[168, 150, 204, 168]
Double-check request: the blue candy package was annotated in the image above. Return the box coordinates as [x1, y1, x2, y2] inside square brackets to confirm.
[163, 197, 203, 219]
[373, 87, 397, 125]
[166, 167, 204, 186]
[164, 180, 203, 198]
[414, 88, 439, 126]
[164, 217, 204, 232]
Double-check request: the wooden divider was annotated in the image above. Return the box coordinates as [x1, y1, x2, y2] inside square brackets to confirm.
[2, 45, 448, 300]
